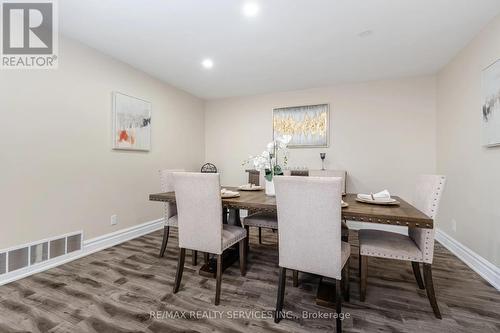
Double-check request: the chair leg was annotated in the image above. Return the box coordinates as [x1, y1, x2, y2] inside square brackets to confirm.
[215, 254, 222, 305]
[258, 227, 262, 244]
[423, 263, 442, 319]
[360, 255, 367, 302]
[239, 239, 247, 276]
[204, 252, 210, 264]
[343, 258, 350, 302]
[341, 220, 349, 243]
[173, 248, 186, 293]
[292, 270, 299, 287]
[358, 247, 362, 278]
[411, 261, 425, 289]
[191, 250, 198, 266]
[159, 226, 170, 257]
[274, 267, 287, 323]
[336, 278, 343, 333]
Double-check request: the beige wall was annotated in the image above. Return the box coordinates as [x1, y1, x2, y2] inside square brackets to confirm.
[437, 15, 500, 266]
[205, 76, 437, 202]
[0, 37, 205, 249]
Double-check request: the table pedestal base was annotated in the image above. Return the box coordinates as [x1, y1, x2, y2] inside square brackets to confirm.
[199, 208, 241, 278]
[198, 247, 239, 278]
[316, 278, 338, 308]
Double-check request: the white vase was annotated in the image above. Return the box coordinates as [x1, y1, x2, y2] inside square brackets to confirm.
[265, 179, 275, 196]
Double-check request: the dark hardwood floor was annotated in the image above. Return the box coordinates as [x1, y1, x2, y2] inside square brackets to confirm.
[0, 228, 499, 333]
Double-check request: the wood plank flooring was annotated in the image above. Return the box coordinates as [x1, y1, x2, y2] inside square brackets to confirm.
[0, 228, 499, 333]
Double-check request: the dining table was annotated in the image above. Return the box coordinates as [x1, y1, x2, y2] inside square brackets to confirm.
[149, 187, 433, 307]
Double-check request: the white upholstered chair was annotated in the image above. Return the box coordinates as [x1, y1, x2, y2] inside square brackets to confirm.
[309, 170, 349, 242]
[308, 170, 347, 194]
[159, 169, 199, 265]
[273, 176, 350, 332]
[242, 171, 278, 245]
[172, 172, 247, 305]
[358, 175, 446, 319]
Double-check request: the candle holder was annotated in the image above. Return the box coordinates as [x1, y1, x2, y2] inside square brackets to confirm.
[320, 153, 326, 170]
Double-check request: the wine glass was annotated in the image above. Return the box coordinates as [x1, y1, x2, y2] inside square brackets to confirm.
[320, 153, 326, 170]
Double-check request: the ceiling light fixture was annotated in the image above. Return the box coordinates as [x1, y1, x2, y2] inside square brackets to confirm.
[201, 58, 214, 69]
[242, 2, 259, 17]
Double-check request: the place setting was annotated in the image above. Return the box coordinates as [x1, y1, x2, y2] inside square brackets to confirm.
[238, 183, 263, 191]
[221, 188, 241, 198]
[355, 190, 400, 205]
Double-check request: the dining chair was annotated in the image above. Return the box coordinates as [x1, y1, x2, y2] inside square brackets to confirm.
[172, 172, 247, 305]
[358, 175, 446, 319]
[200, 163, 218, 173]
[159, 169, 201, 261]
[273, 176, 350, 332]
[308, 170, 347, 193]
[243, 170, 278, 246]
[309, 170, 349, 242]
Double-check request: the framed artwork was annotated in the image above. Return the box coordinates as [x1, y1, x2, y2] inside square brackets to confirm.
[273, 103, 329, 148]
[482, 59, 500, 147]
[112, 92, 152, 151]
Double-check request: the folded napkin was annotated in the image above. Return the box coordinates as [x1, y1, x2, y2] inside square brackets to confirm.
[357, 190, 392, 202]
[221, 188, 239, 196]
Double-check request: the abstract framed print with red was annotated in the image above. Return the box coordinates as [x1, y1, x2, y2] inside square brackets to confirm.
[112, 92, 152, 151]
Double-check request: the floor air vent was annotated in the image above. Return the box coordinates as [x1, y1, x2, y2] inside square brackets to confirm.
[0, 231, 83, 275]
[0, 253, 6, 275]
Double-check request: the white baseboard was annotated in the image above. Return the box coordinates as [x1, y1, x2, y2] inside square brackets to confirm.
[0, 218, 164, 286]
[435, 229, 500, 291]
[83, 218, 164, 253]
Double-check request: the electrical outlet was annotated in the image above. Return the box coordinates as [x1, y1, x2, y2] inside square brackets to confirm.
[111, 215, 118, 226]
[451, 218, 457, 232]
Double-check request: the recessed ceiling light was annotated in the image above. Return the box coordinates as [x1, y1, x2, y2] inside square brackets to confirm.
[201, 58, 214, 69]
[358, 30, 374, 38]
[242, 2, 259, 17]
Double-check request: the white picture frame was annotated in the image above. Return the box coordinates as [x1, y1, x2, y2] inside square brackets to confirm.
[273, 103, 330, 148]
[112, 92, 152, 151]
[482, 59, 500, 147]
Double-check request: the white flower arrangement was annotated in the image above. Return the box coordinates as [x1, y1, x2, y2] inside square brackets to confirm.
[243, 135, 291, 182]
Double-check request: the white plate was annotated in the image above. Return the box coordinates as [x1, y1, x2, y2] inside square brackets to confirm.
[221, 192, 240, 198]
[355, 197, 400, 205]
[341, 200, 349, 208]
[238, 185, 263, 191]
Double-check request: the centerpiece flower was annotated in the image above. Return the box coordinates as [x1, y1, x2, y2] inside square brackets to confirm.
[243, 135, 291, 196]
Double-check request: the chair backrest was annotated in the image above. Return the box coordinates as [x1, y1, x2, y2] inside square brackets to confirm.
[173, 172, 223, 254]
[200, 163, 218, 173]
[159, 169, 184, 219]
[274, 176, 343, 279]
[309, 170, 347, 193]
[409, 175, 446, 264]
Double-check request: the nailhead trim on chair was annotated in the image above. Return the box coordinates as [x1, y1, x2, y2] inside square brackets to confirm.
[360, 250, 422, 262]
[222, 230, 248, 252]
[165, 215, 178, 227]
[420, 176, 445, 261]
[243, 220, 278, 229]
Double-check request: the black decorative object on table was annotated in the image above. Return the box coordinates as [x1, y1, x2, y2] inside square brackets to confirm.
[320, 153, 326, 170]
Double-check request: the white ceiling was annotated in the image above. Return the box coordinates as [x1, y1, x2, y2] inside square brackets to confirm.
[60, 0, 500, 99]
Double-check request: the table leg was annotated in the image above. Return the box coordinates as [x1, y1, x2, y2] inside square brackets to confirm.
[228, 208, 241, 226]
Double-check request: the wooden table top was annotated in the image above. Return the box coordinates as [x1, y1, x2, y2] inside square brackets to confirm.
[149, 189, 433, 229]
